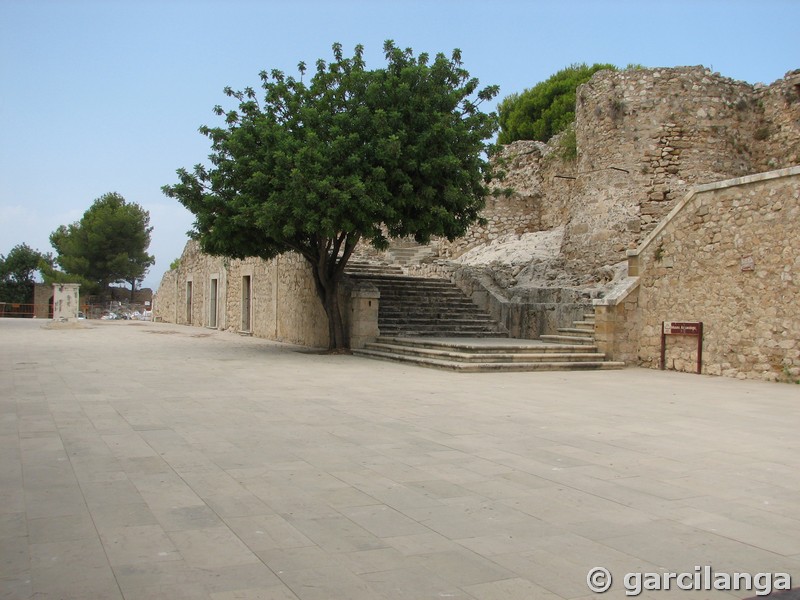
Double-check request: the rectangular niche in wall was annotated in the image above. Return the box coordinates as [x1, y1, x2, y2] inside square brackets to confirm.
[186, 280, 193, 324]
[209, 277, 219, 328]
[241, 275, 252, 332]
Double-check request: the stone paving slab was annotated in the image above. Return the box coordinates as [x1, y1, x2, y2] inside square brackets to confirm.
[1, 318, 799, 599]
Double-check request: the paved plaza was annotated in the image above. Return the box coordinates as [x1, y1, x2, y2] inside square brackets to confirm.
[1, 318, 799, 599]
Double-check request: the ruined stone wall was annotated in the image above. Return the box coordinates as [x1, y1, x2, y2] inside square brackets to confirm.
[754, 70, 800, 171]
[363, 68, 800, 272]
[154, 241, 329, 348]
[564, 66, 771, 271]
[431, 138, 575, 259]
[615, 167, 799, 381]
[153, 269, 177, 323]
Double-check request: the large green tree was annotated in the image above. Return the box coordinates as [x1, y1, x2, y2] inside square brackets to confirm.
[50, 192, 155, 298]
[0, 243, 51, 304]
[164, 41, 499, 350]
[498, 63, 617, 144]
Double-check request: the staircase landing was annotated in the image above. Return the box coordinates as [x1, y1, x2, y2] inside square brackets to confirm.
[353, 336, 625, 372]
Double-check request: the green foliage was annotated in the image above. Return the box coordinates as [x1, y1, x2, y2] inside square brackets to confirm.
[498, 63, 617, 144]
[49, 192, 155, 296]
[169, 257, 181, 271]
[0, 243, 51, 303]
[164, 41, 499, 349]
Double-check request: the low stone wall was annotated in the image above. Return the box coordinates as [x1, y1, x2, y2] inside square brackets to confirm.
[154, 241, 379, 349]
[596, 166, 800, 381]
[593, 279, 641, 365]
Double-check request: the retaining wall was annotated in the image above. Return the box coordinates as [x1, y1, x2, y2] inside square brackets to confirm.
[596, 166, 800, 381]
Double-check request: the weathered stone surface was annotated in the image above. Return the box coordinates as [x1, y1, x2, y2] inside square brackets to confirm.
[597, 167, 800, 381]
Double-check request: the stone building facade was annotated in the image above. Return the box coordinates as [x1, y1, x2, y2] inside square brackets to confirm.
[154, 241, 379, 349]
[155, 241, 329, 347]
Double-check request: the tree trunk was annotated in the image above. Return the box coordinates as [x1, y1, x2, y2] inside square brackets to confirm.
[304, 234, 359, 351]
[308, 267, 347, 351]
[322, 280, 347, 351]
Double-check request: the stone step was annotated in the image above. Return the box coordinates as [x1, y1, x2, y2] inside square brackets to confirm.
[559, 327, 594, 335]
[345, 260, 623, 371]
[347, 264, 506, 338]
[362, 285, 461, 296]
[379, 300, 476, 310]
[364, 342, 608, 364]
[378, 299, 496, 310]
[380, 315, 497, 325]
[350, 262, 507, 337]
[349, 273, 450, 285]
[539, 334, 596, 345]
[346, 267, 404, 277]
[346, 261, 404, 273]
[378, 330, 507, 338]
[380, 328, 501, 337]
[378, 302, 482, 319]
[353, 347, 625, 372]
[386, 246, 436, 265]
[362, 287, 463, 297]
[377, 336, 599, 354]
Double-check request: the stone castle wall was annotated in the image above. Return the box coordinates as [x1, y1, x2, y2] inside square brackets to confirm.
[756, 72, 800, 169]
[427, 138, 576, 261]
[361, 67, 800, 280]
[596, 166, 800, 381]
[438, 68, 800, 277]
[565, 67, 800, 272]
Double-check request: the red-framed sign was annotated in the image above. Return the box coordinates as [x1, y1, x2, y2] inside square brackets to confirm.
[660, 321, 703, 374]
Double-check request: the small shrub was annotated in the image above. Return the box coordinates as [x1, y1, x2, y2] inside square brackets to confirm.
[559, 127, 578, 161]
[653, 242, 664, 263]
[754, 126, 770, 141]
[609, 98, 626, 121]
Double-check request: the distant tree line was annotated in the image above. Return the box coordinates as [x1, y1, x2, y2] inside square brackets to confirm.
[0, 243, 52, 304]
[1, 192, 154, 305]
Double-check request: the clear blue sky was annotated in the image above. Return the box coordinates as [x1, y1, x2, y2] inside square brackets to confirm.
[1, 0, 798, 290]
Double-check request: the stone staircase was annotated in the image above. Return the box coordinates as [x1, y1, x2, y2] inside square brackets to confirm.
[386, 244, 436, 265]
[346, 262, 625, 372]
[346, 261, 506, 337]
[539, 314, 597, 345]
